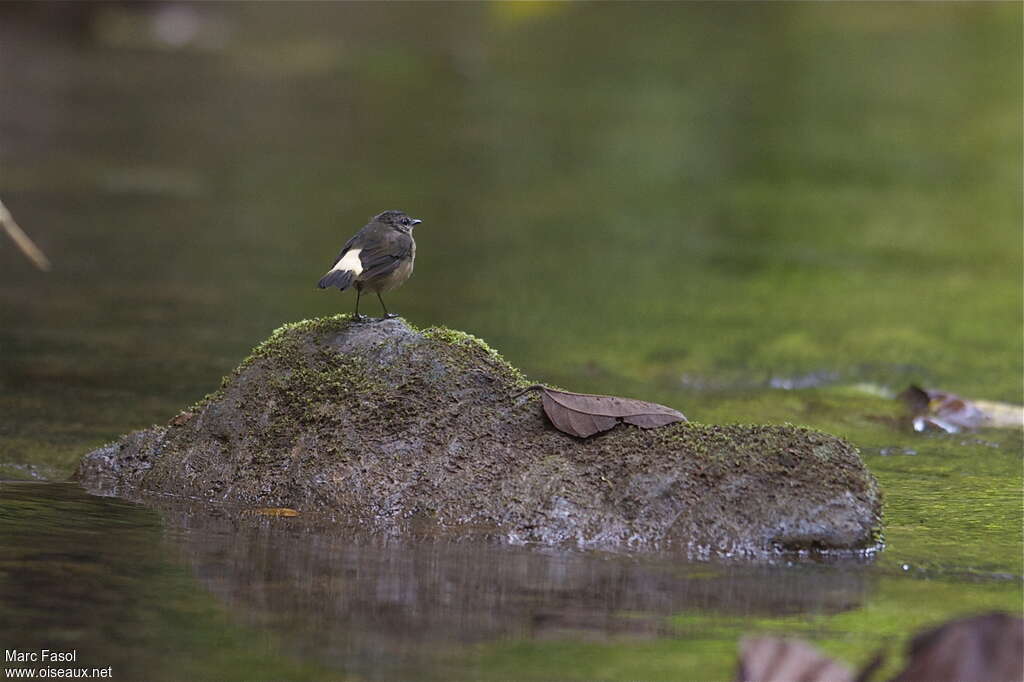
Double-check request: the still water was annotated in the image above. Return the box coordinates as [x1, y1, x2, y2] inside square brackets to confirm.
[1, 3, 1021, 680]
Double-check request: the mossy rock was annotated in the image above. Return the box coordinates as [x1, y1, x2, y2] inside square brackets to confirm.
[76, 317, 882, 557]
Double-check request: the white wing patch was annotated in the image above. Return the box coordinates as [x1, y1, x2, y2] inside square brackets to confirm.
[331, 248, 363, 275]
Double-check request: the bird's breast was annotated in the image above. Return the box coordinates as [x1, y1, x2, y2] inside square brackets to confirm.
[375, 258, 414, 293]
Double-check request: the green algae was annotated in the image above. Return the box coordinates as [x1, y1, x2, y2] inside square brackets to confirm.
[464, 577, 1019, 681]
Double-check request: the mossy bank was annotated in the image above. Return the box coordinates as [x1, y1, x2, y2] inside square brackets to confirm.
[76, 317, 882, 557]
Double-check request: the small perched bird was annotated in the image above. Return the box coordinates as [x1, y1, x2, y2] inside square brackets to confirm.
[317, 210, 422, 321]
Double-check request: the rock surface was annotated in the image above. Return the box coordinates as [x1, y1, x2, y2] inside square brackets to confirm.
[76, 317, 882, 556]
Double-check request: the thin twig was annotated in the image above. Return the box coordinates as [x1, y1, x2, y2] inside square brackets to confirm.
[0, 197, 51, 271]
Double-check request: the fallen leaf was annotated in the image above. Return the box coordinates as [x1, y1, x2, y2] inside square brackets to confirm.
[736, 613, 1023, 682]
[892, 612, 1023, 682]
[247, 507, 300, 517]
[735, 637, 852, 682]
[896, 385, 1023, 433]
[515, 384, 686, 438]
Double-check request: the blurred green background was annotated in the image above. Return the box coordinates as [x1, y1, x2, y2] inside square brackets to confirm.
[0, 2, 1020, 680]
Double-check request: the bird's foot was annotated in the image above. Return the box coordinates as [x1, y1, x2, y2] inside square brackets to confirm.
[383, 313, 399, 320]
[351, 313, 369, 323]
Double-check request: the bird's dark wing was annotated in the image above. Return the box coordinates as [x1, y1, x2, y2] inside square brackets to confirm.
[317, 226, 368, 289]
[327, 230, 362, 270]
[358, 231, 413, 281]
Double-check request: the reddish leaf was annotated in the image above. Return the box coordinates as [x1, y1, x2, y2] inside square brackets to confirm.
[898, 385, 990, 432]
[736, 613, 1022, 682]
[892, 612, 1023, 682]
[516, 385, 686, 438]
[735, 637, 852, 682]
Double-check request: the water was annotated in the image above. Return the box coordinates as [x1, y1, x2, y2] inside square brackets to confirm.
[1, 3, 1021, 680]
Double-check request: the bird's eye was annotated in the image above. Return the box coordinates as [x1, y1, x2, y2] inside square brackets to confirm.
[401, 218, 411, 226]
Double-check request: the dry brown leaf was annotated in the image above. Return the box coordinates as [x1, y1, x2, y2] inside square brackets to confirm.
[897, 385, 1023, 432]
[515, 384, 686, 438]
[736, 613, 1022, 682]
[892, 612, 1023, 682]
[248, 507, 300, 517]
[735, 637, 852, 682]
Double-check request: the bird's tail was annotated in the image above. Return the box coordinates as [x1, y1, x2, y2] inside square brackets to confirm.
[318, 269, 355, 290]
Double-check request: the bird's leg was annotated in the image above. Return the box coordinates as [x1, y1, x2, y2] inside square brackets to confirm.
[377, 292, 398, 319]
[352, 289, 367, 322]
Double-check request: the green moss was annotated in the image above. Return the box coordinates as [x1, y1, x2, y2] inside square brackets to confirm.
[184, 315, 356, 414]
[184, 317, 536, 421]
[282, 358, 382, 423]
[421, 325, 502, 361]
[421, 325, 532, 387]
[244, 314, 352, 365]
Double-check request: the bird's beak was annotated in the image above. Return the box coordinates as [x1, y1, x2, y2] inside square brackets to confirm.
[411, 218, 423, 226]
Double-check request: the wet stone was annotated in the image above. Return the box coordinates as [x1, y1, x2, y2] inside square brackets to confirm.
[76, 316, 882, 558]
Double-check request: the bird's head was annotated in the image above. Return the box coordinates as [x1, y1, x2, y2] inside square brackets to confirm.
[375, 210, 422, 233]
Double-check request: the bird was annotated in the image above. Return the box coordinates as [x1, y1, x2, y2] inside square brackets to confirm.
[317, 210, 422, 321]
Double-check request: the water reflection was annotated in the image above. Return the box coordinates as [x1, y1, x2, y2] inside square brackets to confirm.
[162, 494, 871, 678]
[0, 481, 871, 680]
[0, 482, 166, 680]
